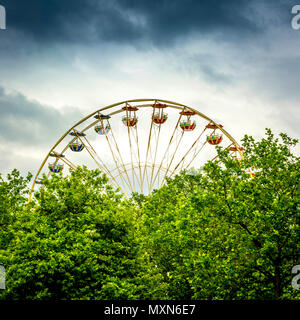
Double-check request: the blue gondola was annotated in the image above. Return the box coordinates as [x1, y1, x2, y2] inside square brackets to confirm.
[69, 141, 85, 152]
[49, 163, 64, 173]
[94, 124, 111, 135]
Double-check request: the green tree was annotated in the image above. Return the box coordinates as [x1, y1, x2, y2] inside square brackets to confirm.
[0, 169, 32, 248]
[139, 129, 299, 300]
[0, 129, 298, 300]
[0, 167, 164, 300]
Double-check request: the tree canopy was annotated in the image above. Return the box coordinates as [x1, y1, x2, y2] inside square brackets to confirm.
[0, 129, 299, 300]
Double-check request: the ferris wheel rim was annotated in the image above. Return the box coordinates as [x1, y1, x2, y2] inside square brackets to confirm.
[28, 98, 244, 202]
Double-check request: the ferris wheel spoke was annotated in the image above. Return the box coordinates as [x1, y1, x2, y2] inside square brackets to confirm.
[58, 156, 77, 171]
[107, 121, 135, 194]
[141, 103, 156, 191]
[159, 131, 184, 188]
[145, 164, 151, 192]
[179, 127, 219, 171]
[97, 117, 132, 195]
[149, 112, 183, 192]
[183, 140, 208, 171]
[122, 103, 144, 193]
[110, 162, 141, 192]
[133, 163, 142, 191]
[133, 125, 143, 193]
[75, 134, 123, 191]
[125, 107, 136, 191]
[112, 163, 169, 190]
[108, 164, 130, 198]
[174, 127, 211, 175]
[111, 166, 143, 190]
[148, 120, 163, 194]
[170, 127, 208, 177]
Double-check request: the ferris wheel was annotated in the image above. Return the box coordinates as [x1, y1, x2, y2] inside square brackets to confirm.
[28, 98, 245, 200]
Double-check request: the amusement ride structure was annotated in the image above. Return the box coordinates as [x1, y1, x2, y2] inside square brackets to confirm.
[28, 99, 245, 200]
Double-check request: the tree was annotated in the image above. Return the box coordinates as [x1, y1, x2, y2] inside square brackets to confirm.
[0, 129, 298, 300]
[0, 169, 32, 248]
[139, 129, 300, 299]
[0, 166, 165, 300]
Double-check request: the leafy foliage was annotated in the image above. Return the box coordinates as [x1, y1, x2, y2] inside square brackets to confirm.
[0, 167, 164, 300]
[0, 169, 32, 248]
[0, 129, 299, 300]
[139, 129, 300, 299]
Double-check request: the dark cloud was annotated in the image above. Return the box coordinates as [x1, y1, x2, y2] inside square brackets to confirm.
[0, 87, 83, 146]
[0, 0, 288, 47]
[121, 0, 260, 43]
[1, 0, 143, 45]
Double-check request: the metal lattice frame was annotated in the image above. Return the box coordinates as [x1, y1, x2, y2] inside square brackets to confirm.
[28, 98, 244, 201]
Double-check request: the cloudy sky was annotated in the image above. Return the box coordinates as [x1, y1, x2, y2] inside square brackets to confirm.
[0, 0, 299, 178]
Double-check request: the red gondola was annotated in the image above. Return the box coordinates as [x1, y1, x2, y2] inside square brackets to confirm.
[153, 113, 168, 124]
[122, 116, 138, 127]
[207, 134, 223, 145]
[180, 120, 196, 131]
[179, 109, 196, 131]
[122, 104, 138, 127]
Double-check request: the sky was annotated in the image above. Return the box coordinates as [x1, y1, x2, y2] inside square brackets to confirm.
[0, 0, 299, 180]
